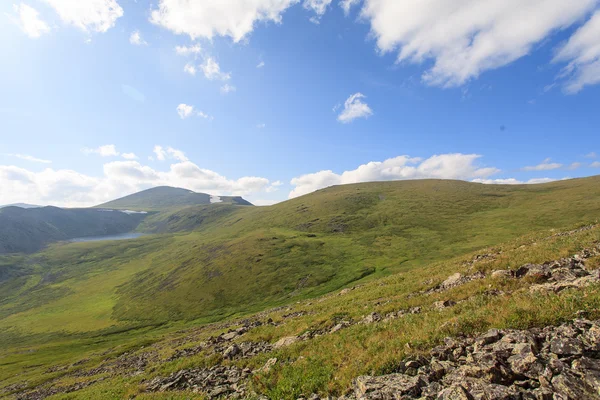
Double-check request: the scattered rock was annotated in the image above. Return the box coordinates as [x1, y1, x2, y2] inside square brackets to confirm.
[361, 312, 382, 324]
[352, 319, 600, 399]
[433, 300, 456, 310]
[274, 336, 300, 349]
[145, 365, 251, 398]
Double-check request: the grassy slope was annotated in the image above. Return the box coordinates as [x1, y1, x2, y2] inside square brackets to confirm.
[2, 177, 600, 395]
[0, 177, 598, 334]
[2, 219, 600, 399]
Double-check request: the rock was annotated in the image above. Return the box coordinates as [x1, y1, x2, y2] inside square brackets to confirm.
[346, 319, 600, 400]
[361, 312, 382, 324]
[223, 344, 240, 359]
[274, 336, 300, 349]
[549, 337, 583, 355]
[330, 321, 351, 334]
[354, 374, 424, 398]
[256, 358, 278, 374]
[433, 300, 456, 310]
[221, 331, 239, 341]
[441, 273, 464, 289]
[491, 270, 513, 279]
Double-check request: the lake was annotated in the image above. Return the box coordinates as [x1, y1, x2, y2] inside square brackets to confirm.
[68, 232, 145, 243]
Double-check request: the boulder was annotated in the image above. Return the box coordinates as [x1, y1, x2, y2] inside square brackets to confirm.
[274, 336, 300, 349]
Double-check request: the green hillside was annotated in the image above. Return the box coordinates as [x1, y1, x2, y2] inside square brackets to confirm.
[0, 206, 146, 254]
[1, 200, 600, 399]
[96, 186, 253, 211]
[2, 177, 600, 341]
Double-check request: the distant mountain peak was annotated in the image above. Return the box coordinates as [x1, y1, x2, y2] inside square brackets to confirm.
[95, 186, 253, 211]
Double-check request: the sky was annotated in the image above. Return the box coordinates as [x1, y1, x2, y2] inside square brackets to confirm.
[1, 0, 600, 207]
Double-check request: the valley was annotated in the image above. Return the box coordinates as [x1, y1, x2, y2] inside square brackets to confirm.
[1, 177, 600, 398]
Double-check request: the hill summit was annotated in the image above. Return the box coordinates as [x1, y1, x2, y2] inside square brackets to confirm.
[96, 186, 253, 211]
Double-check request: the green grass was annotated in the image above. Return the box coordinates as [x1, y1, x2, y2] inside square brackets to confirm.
[2, 177, 600, 398]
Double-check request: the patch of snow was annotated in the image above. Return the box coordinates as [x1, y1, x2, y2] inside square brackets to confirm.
[210, 195, 223, 204]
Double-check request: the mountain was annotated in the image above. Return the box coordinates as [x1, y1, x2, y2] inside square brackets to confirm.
[96, 186, 253, 211]
[0, 203, 41, 209]
[2, 176, 600, 398]
[0, 206, 147, 254]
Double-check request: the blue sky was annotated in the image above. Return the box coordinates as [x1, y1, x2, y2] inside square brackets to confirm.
[1, 0, 600, 207]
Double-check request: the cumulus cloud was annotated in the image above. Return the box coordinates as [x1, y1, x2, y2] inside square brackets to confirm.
[340, 0, 360, 15]
[304, 0, 332, 22]
[567, 162, 583, 170]
[359, 0, 599, 87]
[4, 153, 51, 164]
[289, 153, 500, 198]
[553, 10, 600, 93]
[220, 84, 236, 94]
[121, 153, 138, 160]
[149, 0, 298, 42]
[129, 30, 147, 45]
[8, 3, 50, 38]
[592, 161, 600, 168]
[177, 103, 194, 119]
[585, 152, 597, 158]
[521, 158, 563, 171]
[43, 0, 123, 33]
[201, 57, 231, 81]
[82, 144, 119, 157]
[153, 145, 166, 161]
[175, 44, 201, 56]
[183, 62, 197, 75]
[0, 158, 276, 207]
[176, 103, 212, 119]
[257, 61, 265, 68]
[337, 93, 373, 123]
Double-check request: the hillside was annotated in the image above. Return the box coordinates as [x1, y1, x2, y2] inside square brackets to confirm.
[96, 186, 253, 211]
[2, 177, 600, 331]
[0, 206, 147, 254]
[2, 209, 600, 399]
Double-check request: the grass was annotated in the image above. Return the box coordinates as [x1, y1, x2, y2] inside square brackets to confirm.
[1, 177, 600, 398]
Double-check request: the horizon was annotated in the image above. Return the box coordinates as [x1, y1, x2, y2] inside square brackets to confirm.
[2, 1, 600, 207]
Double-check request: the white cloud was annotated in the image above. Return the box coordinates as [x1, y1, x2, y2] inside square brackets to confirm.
[257, 123, 266, 128]
[585, 152, 597, 158]
[122, 153, 138, 160]
[340, 0, 360, 15]
[220, 84, 237, 94]
[591, 161, 600, 168]
[553, 10, 600, 93]
[129, 30, 147, 45]
[4, 153, 52, 164]
[183, 62, 197, 75]
[289, 153, 500, 198]
[82, 144, 119, 157]
[473, 177, 557, 185]
[337, 93, 373, 123]
[257, 61, 265, 68]
[177, 103, 194, 119]
[166, 147, 188, 162]
[175, 44, 201, 56]
[176, 103, 212, 119]
[153, 145, 166, 161]
[149, 0, 298, 42]
[0, 159, 277, 207]
[567, 162, 582, 170]
[359, 0, 599, 87]
[8, 3, 50, 38]
[304, 0, 332, 22]
[522, 158, 563, 171]
[201, 57, 231, 81]
[43, 0, 124, 33]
